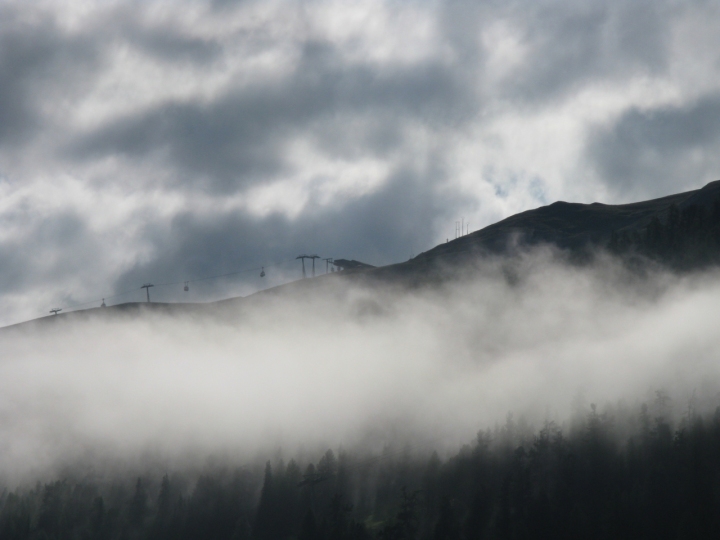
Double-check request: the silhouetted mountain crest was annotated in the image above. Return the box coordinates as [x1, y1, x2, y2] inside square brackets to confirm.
[411, 179, 720, 267]
[7, 181, 720, 330]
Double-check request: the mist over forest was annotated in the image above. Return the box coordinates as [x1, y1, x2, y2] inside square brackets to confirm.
[2, 249, 720, 538]
[3, 0, 720, 536]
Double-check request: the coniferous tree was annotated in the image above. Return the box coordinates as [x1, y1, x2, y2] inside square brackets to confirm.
[253, 462, 278, 540]
[128, 477, 147, 530]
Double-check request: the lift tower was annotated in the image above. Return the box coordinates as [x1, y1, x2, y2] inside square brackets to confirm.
[308, 255, 320, 277]
[296, 255, 309, 278]
[297, 255, 320, 278]
[141, 283, 154, 302]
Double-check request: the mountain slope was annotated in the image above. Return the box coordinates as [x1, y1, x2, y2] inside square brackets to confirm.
[412, 180, 720, 263]
[5, 180, 720, 330]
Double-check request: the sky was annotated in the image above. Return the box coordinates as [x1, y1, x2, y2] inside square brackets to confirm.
[2, 0, 720, 325]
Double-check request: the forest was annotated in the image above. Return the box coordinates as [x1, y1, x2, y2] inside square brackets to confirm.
[1, 395, 719, 540]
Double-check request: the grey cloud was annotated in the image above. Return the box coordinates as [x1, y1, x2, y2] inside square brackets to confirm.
[482, 0, 670, 105]
[129, 28, 222, 65]
[208, 0, 254, 10]
[66, 39, 474, 194]
[0, 211, 97, 294]
[437, 0, 487, 67]
[111, 164, 465, 300]
[107, 5, 224, 65]
[66, 92, 292, 193]
[587, 94, 720, 200]
[0, 2, 220, 156]
[0, 8, 99, 147]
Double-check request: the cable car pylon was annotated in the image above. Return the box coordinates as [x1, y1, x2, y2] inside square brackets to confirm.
[309, 255, 319, 277]
[296, 255, 320, 278]
[141, 283, 154, 302]
[45, 256, 307, 317]
[296, 255, 309, 278]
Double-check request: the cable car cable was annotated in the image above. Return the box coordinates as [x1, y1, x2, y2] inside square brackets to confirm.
[51, 257, 299, 315]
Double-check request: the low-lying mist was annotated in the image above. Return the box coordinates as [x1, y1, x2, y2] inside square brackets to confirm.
[1, 249, 719, 485]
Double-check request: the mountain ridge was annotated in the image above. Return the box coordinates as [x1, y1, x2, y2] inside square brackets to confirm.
[6, 180, 720, 330]
[413, 179, 720, 262]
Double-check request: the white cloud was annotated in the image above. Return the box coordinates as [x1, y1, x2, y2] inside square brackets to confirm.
[1, 254, 718, 483]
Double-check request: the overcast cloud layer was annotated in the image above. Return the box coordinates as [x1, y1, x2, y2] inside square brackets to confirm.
[2, 0, 720, 325]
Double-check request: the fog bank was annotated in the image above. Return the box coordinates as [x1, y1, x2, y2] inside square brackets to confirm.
[1, 251, 719, 483]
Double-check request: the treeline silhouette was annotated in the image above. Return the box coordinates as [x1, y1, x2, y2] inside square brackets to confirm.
[2, 396, 720, 539]
[608, 197, 720, 269]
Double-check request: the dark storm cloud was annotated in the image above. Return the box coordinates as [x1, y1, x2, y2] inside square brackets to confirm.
[112, 164, 464, 297]
[587, 94, 720, 199]
[67, 39, 474, 193]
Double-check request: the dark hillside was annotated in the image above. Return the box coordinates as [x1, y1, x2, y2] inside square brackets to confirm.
[6, 180, 720, 330]
[411, 179, 720, 264]
[336, 179, 720, 285]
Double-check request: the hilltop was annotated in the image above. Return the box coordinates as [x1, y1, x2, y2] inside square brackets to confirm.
[410, 179, 720, 265]
[6, 179, 720, 330]
[355, 179, 720, 283]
